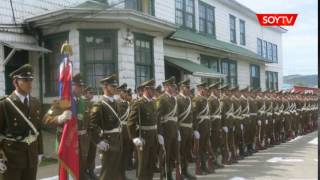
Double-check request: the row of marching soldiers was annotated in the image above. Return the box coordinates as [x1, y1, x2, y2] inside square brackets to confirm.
[43, 74, 318, 180]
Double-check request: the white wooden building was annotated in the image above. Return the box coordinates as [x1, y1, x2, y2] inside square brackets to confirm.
[0, 0, 286, 105]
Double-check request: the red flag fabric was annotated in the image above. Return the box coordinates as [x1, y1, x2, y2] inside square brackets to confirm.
[58, 54, 79, 180]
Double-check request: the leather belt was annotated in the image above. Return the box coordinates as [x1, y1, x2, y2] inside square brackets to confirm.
[137, 125, 157, 131]
[78, 130, 87, 135]
[179, 122, 193, 128]
[102, 128, 121, 134]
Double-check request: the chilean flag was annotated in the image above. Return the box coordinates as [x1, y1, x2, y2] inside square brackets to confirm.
[58, 54, 80, 180]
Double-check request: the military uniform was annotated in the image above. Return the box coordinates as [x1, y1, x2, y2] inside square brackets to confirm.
[176, 79, 196, 179]
[0, 64, 43, 180]
[117, 83, 133, 178]
[156, 77, 180, 180]
[192, 82, 212, 174]
[256, 90, 266, 149]
[42, 74, 92, 180]
[238, 88, 250, 153]
[247, 90, 258, 152]
[89, 75, 123, 180]
[208, 82, 224, 168]
[219, 84, 233, 164]
[127, 80, 158, 180]
[230, 86, 243, 160]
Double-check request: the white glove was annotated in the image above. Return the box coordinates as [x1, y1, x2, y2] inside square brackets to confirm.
[57, 110, 72, 124]
[0, 159, 7, 174]
[133, 137, 144, 147]
[157, 135, 164, 145]
[240, 124, 244, 130]
[265, 120, 268, 125]
[177, 131, 181, 142]
[273, 119, 275, 124]
[38, 154, 43, 166]
[193, 130, 200, 139]
[97, 141, 109, 152]
[222, 126, 228, 133]
[258, 120, 262, 126]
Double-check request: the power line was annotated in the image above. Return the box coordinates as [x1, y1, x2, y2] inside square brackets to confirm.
[9, 0, 17, 25]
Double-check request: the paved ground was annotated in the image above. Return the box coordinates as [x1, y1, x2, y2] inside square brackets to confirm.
[37, 131, 318, 180]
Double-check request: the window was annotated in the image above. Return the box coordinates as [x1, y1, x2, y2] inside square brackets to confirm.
[267, 42, 273, 61]
[266, 71, 278, 90]
[80, 30, 117, 93]
[175, 0, 195, 30]
[250, 65, 260, 89]
[134, 34, 154, 87]
[257, 38, 262, 56]
[262, 40, 267, 58]
[229, 15, 236, 43]
[239, 19, 246, 45]
[272, 44, 278, 63]
[44, 33, 68, 96]
[199, 1, 215, 36]
[200, 55, 219, 84]
[221, 59, 237, 87]
[125, 0, 154, 15]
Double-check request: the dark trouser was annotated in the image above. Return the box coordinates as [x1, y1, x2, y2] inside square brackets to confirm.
[179, 126, 193, 173]
[100, 133, 123, 180]
[86, 140, 97, 173]
[1, 167, 37, 180]
[198, 119, 211, 168]
[211, 119, 222, 157]
[137, 131, 158, 180]
[121, 125, 133, 177]
[162, 122, 179, 175]
[249, 116, 257, 146]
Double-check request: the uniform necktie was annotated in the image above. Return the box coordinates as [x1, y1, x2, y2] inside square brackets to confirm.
[24, 97, 28, 107]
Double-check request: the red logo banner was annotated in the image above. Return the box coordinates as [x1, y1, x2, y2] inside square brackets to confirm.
[256, 14, 298, 26]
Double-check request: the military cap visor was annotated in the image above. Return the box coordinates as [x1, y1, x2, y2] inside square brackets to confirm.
[162, 76, 176, 86]
[10, 64, 34, 80]
[117, 83, 128, 91]
[208, 82, 220, 89]
[196, 82, 207, 88]
[100, 74, 118, 86]
[178, 79, 190, 86]
[218, 84, 229, 90]
[140, 79, 156, 89]
[72, 73, 85, 86]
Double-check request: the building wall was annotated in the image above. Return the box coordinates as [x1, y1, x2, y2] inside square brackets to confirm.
[153, 0, 283, 89]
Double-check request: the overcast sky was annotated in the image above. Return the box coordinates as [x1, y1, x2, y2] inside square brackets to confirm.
[236, 0, 318, 76]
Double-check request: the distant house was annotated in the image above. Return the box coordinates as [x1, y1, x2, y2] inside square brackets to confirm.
[0, 0, 286, 105]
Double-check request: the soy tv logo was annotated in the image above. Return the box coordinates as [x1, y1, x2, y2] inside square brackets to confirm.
[256, 14, 298, 26]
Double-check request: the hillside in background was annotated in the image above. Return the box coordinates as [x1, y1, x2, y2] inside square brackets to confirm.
[283, 74, 318, 87]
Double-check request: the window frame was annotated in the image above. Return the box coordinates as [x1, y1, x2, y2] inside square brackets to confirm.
[257, 38, 262, 56]
[221, 59, 238, 87]
[43, 32, 69, 97]
[266, 71, 278, 90]
[134, 33, 154, 87]
[267, 42, 273, 61]
[198, 1, 216, 37]
[239, 19, 246, 45]
[272, 44, 278, 63]
[262, 40, 268, 59]
[79, 29, 118, 94]
[175, 0, 195, 30]
[125, 0, 155, 15]
[229, 14, 237, 44]
[250, 64, 260, 89]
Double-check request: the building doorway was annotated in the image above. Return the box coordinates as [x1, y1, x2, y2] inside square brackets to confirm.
[165, 63, 182, 83]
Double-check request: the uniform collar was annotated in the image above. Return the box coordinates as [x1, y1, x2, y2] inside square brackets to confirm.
[165, 91, 172, 98]
[14, 90, 29, 104]
[143, 95, 153, 102]
[103, 95, 115, 102]
[179, 93, 188, 99]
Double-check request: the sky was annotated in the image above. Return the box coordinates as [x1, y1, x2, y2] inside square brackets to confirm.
[236, 0, 318, 76]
